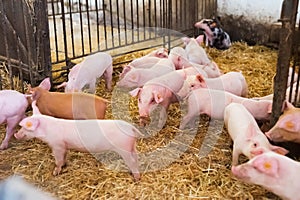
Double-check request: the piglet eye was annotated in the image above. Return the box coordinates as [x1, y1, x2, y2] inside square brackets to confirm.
[138, 98, 141, 103]
[151, 98, 155, 103]
[253, 143, 258, 148]
[191, 84, 195, 88]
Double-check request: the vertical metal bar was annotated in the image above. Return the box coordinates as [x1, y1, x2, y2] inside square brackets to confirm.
[60, 0, 70, 66]
[148, 0, 151, 36]
[167, 0, 171, 50]
[95, 0, 100, 51]
[102, 0, 108, 49]
[68, 0, 75, 57]
[123, 0, 128, 45]
[116, 0, 121, 46]
[270, 0, 299, 127]
[78, 0, 85, 55]
[154, 0, 157, 35]
[51, 0, 59, 63]
[142, 0, 146, 39]
[136, 0, 140, 41]
[131, 0, 134, 43]
[86, 0, 92, 52]
[109, 0, 114, 48]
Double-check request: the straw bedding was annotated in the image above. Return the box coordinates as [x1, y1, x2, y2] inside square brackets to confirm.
[0, 42, 283, 199]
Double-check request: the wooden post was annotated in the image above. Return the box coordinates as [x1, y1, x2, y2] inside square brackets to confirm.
[270, 0, 299, 127]
[34, 0, 52, 83]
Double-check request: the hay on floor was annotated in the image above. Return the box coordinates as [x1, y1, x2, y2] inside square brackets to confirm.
[0, 42, 282, 199]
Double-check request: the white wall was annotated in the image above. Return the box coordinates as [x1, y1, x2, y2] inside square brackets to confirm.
[217, 0, 300, 25]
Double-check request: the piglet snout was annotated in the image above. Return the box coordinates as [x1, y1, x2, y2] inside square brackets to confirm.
[14, 132, 24, 140]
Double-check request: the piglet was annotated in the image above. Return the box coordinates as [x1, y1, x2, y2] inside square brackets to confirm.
[29, 78, 108, 120]
[124, 48, 168, 70]
[174, 52, 220, 78]
[168, 46, 188, 70]
[231, 151, 300, 200]
[57, 52, 113, 93]
[266, 101, 300, 143]
[194, 18, 231, 50]
[14, 101, 140, 180]
[224, 103, 288, 166]
[185, 72, 248, 97]
[180, 88, 273, 129]
[130, 80, 179, 128]
[117, 58, 175, 88]
[0, 90, 29, 149]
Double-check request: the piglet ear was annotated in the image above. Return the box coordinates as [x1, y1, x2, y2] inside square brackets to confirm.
[129, 88, 142, 97]
[252, 155, 279, 177]
[278, 117, 300, 133]
[246, 124, 257, 139]
[195, 35, 204, 45]
[181, 37, 191, 46]
[121, 65, 132, 76]
[270, 145, 289, 155]
[153, 91, 164, 104]
[19, 117, 40, 131]
[282, 100, 295, 112]
[39, 78, 51, 91]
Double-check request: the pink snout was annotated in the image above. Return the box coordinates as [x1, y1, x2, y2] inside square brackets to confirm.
[14, 131, 25, 140]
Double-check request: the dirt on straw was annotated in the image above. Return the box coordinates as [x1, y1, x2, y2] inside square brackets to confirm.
[0, 42, 282, 199]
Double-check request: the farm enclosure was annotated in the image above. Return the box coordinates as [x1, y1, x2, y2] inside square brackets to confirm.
[0, 0, 299, 199]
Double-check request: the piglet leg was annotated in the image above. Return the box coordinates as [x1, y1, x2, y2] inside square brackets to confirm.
[52, 147, 67, 176]
[0, 116, 20, 150]
[103, 65, 113, 91]
[117, 149, 140, 181]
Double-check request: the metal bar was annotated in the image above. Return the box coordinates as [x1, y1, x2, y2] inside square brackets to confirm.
[51, 0, 59, 62]
[68, 0, 75, 57]
[116, 0, 121, 46]
[123, 0, 128, 45]
[78, 0, 85, 55]
[95, 0, 100, 51]
[60, 0, 70, 67]
[109, 0, 114, 48]
[136, 0, 140, 40]
[102, 0, 108, 50]
[86, 0, 92, 52]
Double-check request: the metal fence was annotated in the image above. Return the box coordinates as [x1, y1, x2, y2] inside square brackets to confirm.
[47, 0, 217, 81]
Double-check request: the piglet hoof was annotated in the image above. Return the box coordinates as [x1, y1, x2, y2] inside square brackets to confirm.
[133, 173, 141, 182]
[53, 167, 62, 176]
[0, 143, 8, 150]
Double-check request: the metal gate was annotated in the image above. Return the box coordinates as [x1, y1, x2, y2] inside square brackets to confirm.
[0, 0, 51, 91]
[48, 0, 217, 82]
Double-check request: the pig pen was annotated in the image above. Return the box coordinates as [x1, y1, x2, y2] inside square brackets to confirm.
[0, 42, 285, 199]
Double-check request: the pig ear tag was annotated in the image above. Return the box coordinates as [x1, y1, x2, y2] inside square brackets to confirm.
[285, 121, 294, 129]
[26, 121, 33, 129]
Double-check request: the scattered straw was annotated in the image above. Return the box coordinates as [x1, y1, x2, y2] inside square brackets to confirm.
[0, 42, 282, 199]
